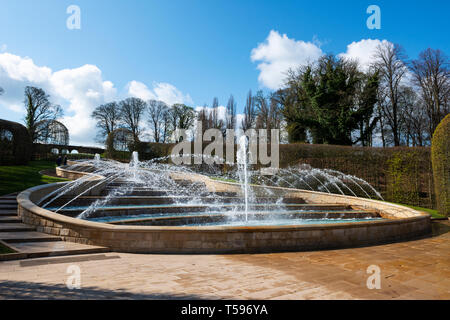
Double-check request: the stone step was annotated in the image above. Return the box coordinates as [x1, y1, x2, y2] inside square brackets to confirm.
[0, 200, 18, 204]
[11, 241, 109, 259]
[48, 195, 300, 207]
[0, 223, 35, 232]
[0, 216, 21, 223]
[0, 205, 18, 210]
[0, 231, 61, 243]
[101, 189, 169, 196]
[0, 210, 17, 216]
[59, 204, 360, 219]
[173, 180, 206, 187]
[102, 189, 240, 197]
[0, 195, 18, 200]
[112, 210, 380, 226]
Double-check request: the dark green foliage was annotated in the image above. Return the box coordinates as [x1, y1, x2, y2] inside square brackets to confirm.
[386, 151, 421, 205]
[282, 55, 379, 145]
[105, 128, 174, 162]
[277, 144, 434, 208]
[0, 119, 32, 165]
[431, 114, 450, 216]
[23, 86, 62, 143]
[133, 142, 174, 161]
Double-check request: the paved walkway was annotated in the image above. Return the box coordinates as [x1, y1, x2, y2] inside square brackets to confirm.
[0, 194, 109, 260]
[0, 220, 448, 300]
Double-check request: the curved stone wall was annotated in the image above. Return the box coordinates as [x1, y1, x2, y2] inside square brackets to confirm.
[16, 165, 432, 253]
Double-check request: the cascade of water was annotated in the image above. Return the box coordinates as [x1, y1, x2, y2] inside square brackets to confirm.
[324, 169, 372, 199]
[94, 153, 101, 165]
[40, 149, 385, 225]
[237, 135, 249, 221]
[130, 151, 140, 182]
[55, 171, 122, 213]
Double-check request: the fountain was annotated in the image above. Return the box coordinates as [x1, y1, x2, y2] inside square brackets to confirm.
[237, 135, 250, 221]
[94, 153, 101, 163]
[16, 151, 432, 253]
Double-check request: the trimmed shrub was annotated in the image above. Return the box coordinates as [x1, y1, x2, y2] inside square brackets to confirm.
[386, 151, 421, 205]
[431, 114, 450, 216]
[0, 119, 32, 165]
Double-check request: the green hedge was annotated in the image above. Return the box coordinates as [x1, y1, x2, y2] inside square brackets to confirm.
[431, 114, 450, 216]
[278, 144, 434, 208]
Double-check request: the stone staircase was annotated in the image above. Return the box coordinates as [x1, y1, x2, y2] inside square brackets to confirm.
[0, 193, 109, 261]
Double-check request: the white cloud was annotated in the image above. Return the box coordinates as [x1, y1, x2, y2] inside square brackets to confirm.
[0, 52, 192, 146]
[195, 105, 227, 120]
[153, 82, 193, 106]
[47, 64, 118, 146]
[251, 33, 400, 88]
[127, 80, 155, 101]
[251, 30, 323, 90]
[0, 53, 52, 83]
[0, 44, 7, 52]
[6, 103, 23, 113]
[338, 39, 391, 71]
[127, 80, 193, 106]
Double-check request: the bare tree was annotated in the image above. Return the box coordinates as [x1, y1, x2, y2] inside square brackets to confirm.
[147, 100, 169, 142]
[23, 86, 62, 143]
[196, 105, 210, 135]
[241, 90, 256, 131]
[254, 91, 283, 139]
[225, 95, 236, 130]
[161, 108, 172, 143]
[410, 48, 450, 137]
[119, 97, 147, 142]
[168, 104, 196, 142]
[375, 92, 387, 147]
[209, 97, 224, 131]
[255, 90, 270, 130]
[91, 102, 121, 143]
[371, 42, 408, 146]
[269, 93, 283, 129]
[398, 86, 429, 146]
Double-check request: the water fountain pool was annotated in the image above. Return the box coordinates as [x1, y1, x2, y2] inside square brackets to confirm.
[16, 151, 432, 253]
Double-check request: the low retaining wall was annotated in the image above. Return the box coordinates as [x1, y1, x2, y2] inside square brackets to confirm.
[15, 165, 432, 253]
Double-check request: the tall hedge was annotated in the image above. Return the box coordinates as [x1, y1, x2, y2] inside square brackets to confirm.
[0, 119, 32, 165]
[431, 114, 450, 216]
[386, 151, 421, 205]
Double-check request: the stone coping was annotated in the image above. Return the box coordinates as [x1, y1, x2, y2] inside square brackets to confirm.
[15, 163, 432, 253]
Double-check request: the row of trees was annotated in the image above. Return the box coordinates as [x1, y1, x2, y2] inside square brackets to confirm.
[92, 91, 287, 147]
[92, 98, 196, 144]
[8, 43, 447, 149]
[281, 44, 449, 146]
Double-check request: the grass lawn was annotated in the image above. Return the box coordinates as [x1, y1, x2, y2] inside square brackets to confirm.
[392, 203, 445, 219]
[211, 177, 238, 183]
[0, 160, 69, 196]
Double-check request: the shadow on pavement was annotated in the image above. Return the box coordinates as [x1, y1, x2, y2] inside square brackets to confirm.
[0, 280, 214, 300]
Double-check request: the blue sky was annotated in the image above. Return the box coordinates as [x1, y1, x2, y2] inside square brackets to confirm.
[0, 0, 449, 145]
